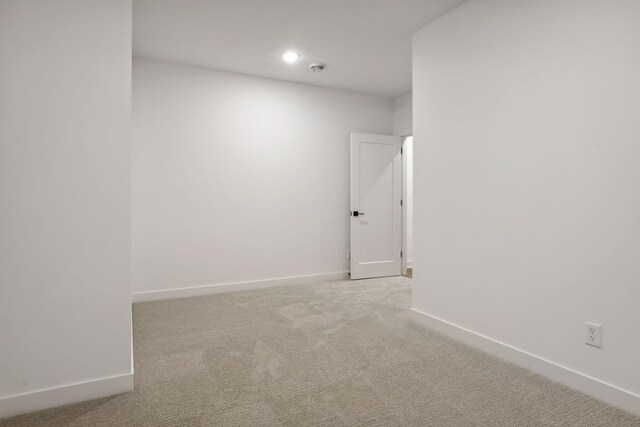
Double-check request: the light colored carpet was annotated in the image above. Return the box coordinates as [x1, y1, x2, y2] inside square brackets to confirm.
[2, 276, 639, 426]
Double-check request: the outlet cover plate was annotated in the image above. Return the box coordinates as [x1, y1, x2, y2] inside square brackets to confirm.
[585, 322, 602, 348]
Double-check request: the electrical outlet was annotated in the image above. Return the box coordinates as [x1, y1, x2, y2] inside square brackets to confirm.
[585, 322, 601, 348]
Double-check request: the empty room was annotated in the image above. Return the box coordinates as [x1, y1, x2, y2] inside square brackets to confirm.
[1, 0, 639, 425]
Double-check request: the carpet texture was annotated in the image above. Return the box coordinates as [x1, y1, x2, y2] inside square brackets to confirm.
[2, 277, 639, 426]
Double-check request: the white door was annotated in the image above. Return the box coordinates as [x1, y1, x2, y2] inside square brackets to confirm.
[350, 133, 402, 279]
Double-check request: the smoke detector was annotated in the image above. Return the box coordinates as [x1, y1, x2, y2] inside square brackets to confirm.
[309, 63, 326, 73]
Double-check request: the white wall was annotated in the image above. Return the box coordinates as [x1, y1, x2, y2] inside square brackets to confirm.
[412, 0, 640, 413]
[0, 0, 133, 417]
[393, 92, 412, 136]
[132, 58, 393, 296]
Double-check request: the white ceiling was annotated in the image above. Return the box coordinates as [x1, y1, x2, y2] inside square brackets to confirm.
[133, 0, 466, 98]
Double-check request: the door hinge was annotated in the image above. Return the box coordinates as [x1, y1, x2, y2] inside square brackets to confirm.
[401, 251, 403, 257]
[400, 199, 403, 206]
[401, 148, 403, 154]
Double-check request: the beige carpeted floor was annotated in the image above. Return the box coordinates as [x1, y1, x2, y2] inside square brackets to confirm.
[3, 276, 639, 426]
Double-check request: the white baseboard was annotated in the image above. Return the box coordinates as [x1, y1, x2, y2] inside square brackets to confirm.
[409, 308, 640, 417]
[0, 371, 133, 419]
[132, 271, 350, 303]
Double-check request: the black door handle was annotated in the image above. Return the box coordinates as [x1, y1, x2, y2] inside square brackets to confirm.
[351, 211, 365, 217]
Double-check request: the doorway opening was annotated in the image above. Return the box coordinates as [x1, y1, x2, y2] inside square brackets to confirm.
[402, 136, 413, 278]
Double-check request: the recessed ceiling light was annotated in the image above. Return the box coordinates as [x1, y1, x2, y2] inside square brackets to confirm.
[282, 51, 300, 63]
